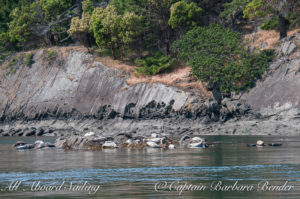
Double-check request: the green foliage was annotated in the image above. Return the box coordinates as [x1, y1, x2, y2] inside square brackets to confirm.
[39, 0, 76, 44]
[168, 1, 202, 29]
[47, 49, 56, 60]
[0, 32, 11, 64]
[39, 0, 75, 22]
[260, 16, 279, 30]
[82, 0, 94, 14]
[135, 52, 175, 75]
[0, 0, 20, 31]
[25, 53, 34, 68]
[68, 12, 91, 37]
[41, 49, 56, 64]
[6, 0, 76, 49]
[287, 11, 300, 29]
[3, 54, 21, 76]
[8, 2, 40, 48]
[172, 24, 274, 93]
[243, 0, 298, 19]
[220, 0, 250, 19]
[243, 0, 268, 19]
[90, 5, 142, 58]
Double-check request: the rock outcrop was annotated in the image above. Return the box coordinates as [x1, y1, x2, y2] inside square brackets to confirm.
[1, 33, 300, 137]
[0, 47, 250, 137]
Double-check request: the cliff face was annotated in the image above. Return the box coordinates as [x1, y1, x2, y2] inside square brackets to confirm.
[0, 47, 230, 136]
[0, 36, 300, 137]
[242, 36, 300, 116]
[0, 48, 213, 121]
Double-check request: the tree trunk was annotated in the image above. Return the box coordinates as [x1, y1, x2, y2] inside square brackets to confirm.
[279, 14, 287, 39]
[120, 44, 123, 60]
[111, 43, 116, 59]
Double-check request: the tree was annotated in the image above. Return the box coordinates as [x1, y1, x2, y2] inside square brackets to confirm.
[168, 1, 202, 30]
[0, 0, 20, 31]
[244, 0, 299, 39]
[68, 12, 91, 46]
[68, 0, 94, 47]
[90, 5, 142, 59]
[220, 0, 250, 29]
[172, 24, 275, 93]
[8, 1, 41, 49]
[147, 0, 178, 54]
[7, 0, 81, 48]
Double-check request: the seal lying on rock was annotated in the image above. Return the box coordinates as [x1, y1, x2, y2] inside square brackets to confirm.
[14, 140, 55, 150]
[268, 143, 282, 147]
[84, 132, 95, 137]
[247, 140, 282, 147]
[16, 144, 34, 150]
[56, 133, 180, 150]
[247, 140, 265, 147]
[180, 135, 209, 148]
[187, 137, 208, 148]
[256, 140, 264, 147]
[102, 141, 118, 149]
[54, 133, 212, 150]
[13, 141, 26, 147]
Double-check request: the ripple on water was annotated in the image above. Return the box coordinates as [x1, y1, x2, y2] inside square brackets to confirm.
[0, 164, 298, 185]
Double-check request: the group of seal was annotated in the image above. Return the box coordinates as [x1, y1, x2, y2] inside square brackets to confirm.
[12, 134, 282, 151]
[247, 140, 282, 147]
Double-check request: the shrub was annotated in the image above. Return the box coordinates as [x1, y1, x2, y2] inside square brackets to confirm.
[47, 49, 56, 60]
[135, 53, 175, 75]
[260, 17, 279, 30]
[287, 11, 300, 29]
[42, 49, 56, 64]
[25, 53, 34, 68]
[172, 24, 275, 93]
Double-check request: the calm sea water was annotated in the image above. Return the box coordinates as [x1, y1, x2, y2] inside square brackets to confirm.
[0, 136, 300, 198]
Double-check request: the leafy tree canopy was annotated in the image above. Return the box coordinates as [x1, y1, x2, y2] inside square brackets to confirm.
[168, 1, 202, 30]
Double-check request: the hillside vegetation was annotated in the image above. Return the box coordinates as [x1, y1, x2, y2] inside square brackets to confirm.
[0, 0, 299, 93]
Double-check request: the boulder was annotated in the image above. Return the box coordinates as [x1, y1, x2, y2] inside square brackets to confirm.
[45, 142, 56, 148]
[259, 42, 268, 49]
[23, 129, 36, 136]
[280, 41, 297, 56]
[36, 128, 45, 136]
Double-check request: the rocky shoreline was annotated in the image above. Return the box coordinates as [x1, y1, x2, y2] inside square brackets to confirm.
[1, 35, 300, 137]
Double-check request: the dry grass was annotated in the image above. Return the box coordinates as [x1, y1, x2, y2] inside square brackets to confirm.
[244, 28, 300, 50]
[97, 56, 211, 97]
[52, 46, 88, 60]
[96, 56, 134, 73]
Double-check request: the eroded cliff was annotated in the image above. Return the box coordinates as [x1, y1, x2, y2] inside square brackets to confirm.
[0, 35, 300, 137]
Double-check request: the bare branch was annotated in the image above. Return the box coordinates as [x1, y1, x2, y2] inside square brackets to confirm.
[60, 35, 71, 43]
